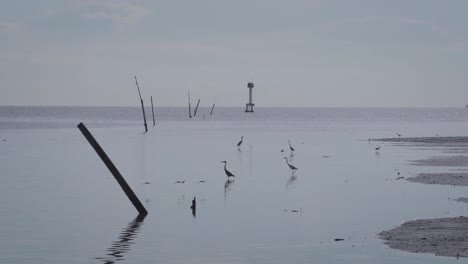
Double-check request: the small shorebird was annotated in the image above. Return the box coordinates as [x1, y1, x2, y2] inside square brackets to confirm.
[397, 133, 401, 138]
[283, 157, 298, 174]
[288, 140, 295, 152]
[375, 146, 381, 153]
[221, 161, 235, 178]
[237, 136, 244, 149]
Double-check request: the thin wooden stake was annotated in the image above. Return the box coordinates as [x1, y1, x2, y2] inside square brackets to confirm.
[188, 92, 192, 118]
[150, 96, 155, 126]
[194, 99, 200, 117]
[77, 122, 148, 216]
[210, 103, 215, 115]
[134, 76, 148, 132]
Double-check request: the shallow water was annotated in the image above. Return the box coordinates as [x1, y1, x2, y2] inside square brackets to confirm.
[1, 107, 468, 263]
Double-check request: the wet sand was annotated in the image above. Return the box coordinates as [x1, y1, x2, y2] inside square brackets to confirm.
[456, 198, 468, 203]
[409, 156, 468, 167]
[407, 173, 468, 186]
[378, 216, 468, 258]
[375, 136, 468, 258]
[374, 136, 468, 145]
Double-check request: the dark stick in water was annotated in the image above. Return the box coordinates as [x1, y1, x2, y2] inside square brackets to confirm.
[188, 92, 192, 118]
[150, 96, 155, 126]
[134, 76, 148, 132]
[194, 99, 201, 117]
[210, 103, 215, 115]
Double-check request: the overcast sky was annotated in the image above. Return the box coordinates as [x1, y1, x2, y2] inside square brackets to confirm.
[1, 0, 468, 107]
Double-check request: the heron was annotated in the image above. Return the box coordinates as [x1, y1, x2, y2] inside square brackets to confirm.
[221, 161, 235, 178]
[288, 140, 295, 152]
[283, 157, 298, 174]
[237, 136, 244, 149]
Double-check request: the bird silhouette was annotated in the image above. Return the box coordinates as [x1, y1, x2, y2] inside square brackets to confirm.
[237, 136, 244, 149]
[221, 161, 235, 178]
[375, 146, 381, 153]
[397, 133, 402, 137]
[288, 140, 295, 152]
[283, 157, 298, 174]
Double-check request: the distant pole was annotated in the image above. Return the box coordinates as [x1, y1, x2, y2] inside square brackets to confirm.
[134, 76, 148, 132]
[194, 99, 201, 117]
[77, 122, 148, 216]
[210, 103, 215, 115]
[188, 92, 192, 118]
[150, 96, 155, 127]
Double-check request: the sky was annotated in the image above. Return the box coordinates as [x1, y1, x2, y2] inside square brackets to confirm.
[1, 0, 468, 107]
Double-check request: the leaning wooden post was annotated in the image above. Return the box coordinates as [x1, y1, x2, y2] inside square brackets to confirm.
[210, 103, 215, 115]
[194, 99, 201, 117]
[150, 96, 155, 127]
[77, 122, 148, 216]
[134, 76, 148, 132]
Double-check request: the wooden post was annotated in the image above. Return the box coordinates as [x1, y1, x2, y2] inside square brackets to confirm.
[188, 92, 192, 118]
[77, 122, 148, 216]
[194, 99, 200, 117]
[210, 103, 215, 115]
[150, 96, 155, 127]
[135, 76, 148, 132]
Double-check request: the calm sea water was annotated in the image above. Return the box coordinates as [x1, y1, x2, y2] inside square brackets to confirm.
[1, 106, 468, 263]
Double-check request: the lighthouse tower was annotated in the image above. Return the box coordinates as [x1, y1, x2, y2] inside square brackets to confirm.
[245, 81, 255, 113]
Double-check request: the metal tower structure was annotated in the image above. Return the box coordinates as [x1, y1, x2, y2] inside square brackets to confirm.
[245, 81, 254, 112]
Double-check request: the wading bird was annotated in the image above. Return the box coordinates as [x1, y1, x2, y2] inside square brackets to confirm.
[288, 140, 295, 152]
[283, 157, 298, 174]
[375, 146, 381, 153]
[221, 161, 235, 178]
[237, 136, 244, 149]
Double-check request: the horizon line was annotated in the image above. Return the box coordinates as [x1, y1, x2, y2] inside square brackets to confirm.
[0, 105, 466, 109]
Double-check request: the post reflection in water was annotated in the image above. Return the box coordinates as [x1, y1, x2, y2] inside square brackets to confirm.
[94, 214, 146, 264]
[224, 178, 234, 205]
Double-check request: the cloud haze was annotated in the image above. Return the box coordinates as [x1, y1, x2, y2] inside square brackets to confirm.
[1, 0, 468, 107]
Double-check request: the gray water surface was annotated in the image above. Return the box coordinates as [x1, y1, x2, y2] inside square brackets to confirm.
[1, 107, 467, 263]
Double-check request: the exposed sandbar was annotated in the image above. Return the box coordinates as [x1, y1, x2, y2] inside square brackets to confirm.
[407, 173, 468, 186]
[409, 156, 468, 167]
[374, 136, 468, 144]
[456, 198, 468, 203]
[379, 216, 468, 258]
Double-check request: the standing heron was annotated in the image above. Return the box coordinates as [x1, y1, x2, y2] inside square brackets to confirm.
[221, 161, 235, 178]
[288, 140, 295, 152]
[283, 157, 298, 174]
[237, 136, 244, 149]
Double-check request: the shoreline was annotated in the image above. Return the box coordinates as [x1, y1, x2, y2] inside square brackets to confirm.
[375, 136, 468, 258]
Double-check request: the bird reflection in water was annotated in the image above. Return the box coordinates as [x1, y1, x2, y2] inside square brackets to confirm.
[94, 214, 146, 264]
[286, 174, 298, 190]
[224, 179, 234, 205]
